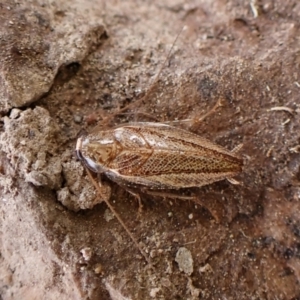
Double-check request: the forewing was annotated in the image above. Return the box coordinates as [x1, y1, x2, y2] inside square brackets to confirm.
[106, 123, 242, 189]
[122, 123, 238, 156]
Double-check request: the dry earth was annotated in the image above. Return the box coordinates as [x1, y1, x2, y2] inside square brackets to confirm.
[1, 0, 300, 299]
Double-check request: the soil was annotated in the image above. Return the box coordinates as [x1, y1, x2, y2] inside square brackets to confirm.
[1, 0, 300, 299]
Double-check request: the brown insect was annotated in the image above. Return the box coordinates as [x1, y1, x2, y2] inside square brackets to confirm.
[76, 29, 243, 263]
[76, 121, 242, 194]
[76, 115, 243, 262]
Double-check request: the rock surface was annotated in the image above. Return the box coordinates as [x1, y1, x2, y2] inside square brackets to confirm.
[1, 0, 300, 299]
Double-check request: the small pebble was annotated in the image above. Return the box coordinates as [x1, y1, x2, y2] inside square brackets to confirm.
[80, 247, 92, 261]
[104, 209, 114, 222]
[74, 114, 83, 123]
[94, 263, 103, 274]
[175, 247, 194, 275]
[10, 108, 21, 119]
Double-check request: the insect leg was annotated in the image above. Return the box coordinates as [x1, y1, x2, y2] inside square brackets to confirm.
[197, 98, 223, 122]
[125, 188, 144, 216]
[231, 143, 243, 154]
[164, 98, 223, 126]
[140, 189, 197, 201]
[141, 188, 222, 222]
[227, 177, 240, 185]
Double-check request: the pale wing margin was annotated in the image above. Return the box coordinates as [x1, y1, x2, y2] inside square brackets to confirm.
[105, 168, 238, 189]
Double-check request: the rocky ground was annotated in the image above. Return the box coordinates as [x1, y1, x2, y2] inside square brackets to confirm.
[1, 0, 300, 299]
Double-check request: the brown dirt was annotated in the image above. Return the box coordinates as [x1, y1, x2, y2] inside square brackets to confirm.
[1, 0, 300, 299]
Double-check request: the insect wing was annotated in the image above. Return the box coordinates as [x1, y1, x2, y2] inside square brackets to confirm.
[105, 123, 242, 189]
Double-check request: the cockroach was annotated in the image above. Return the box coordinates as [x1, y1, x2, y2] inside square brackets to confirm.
[76, 121, 242, 193]
[75, 29, 243, 263]
[76, 110, 243, 263]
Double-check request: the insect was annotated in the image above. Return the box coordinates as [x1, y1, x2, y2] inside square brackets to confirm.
[76, 112, 243, 262]
[76, 29, 243, 263]
[76, 121, 243, 194]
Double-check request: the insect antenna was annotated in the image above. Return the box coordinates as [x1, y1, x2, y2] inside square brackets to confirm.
[80, 27, 186, 264]
[99, 26, 186, 127]
[85, 167, 151, 264]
